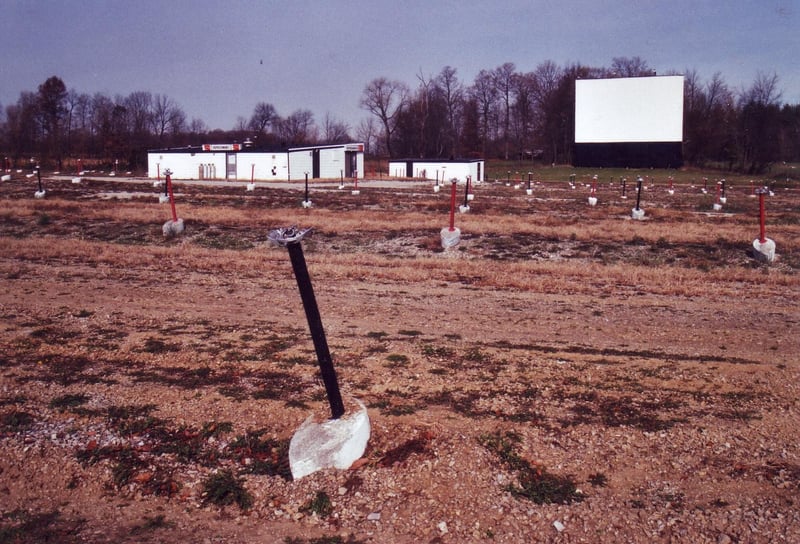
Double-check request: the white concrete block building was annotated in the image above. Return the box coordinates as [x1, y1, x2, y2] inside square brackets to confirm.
[147, 142, 364, 181]
[388, 158, 485, 183]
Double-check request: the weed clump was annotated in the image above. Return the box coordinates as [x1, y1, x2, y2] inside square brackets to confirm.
[301, 490, 333, 517]
[479, 431, 584, 505]
[200, 469, 253, 510]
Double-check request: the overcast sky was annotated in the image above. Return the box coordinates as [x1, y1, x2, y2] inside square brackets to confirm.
[3, 0, 798, 132]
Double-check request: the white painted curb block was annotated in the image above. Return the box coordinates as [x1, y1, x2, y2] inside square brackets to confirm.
[440, 226, 461, 249]
[289, 399, 370, 480]
[631, 208, 645, 220]
[162, 218, 185, 237]
[752, 238, 776, 263]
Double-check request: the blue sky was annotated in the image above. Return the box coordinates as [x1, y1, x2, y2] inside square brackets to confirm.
[2, 0, 798, 131]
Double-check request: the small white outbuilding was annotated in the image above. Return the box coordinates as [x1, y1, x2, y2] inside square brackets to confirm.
[388, 158, 485, 183]
[147, 142, 364, 181]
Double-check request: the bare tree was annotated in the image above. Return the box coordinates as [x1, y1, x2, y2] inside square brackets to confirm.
[435, 66, 464, 158]
[740, 71, 782, 106]
[610, 56, 653, 77]
[151, 94, 185, 141]
[278, 109, 317, 145]
[470, 69, 498, 157]
[355, 117, 379, 155]
[359, 77, 409, 158]
[248, 102, 278, 135]
[124, 91, 153, 138]
[321, 113, 351, 143]
[493, 63, 516, 159]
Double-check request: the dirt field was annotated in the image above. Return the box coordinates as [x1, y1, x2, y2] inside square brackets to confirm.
[1, 172, 799, 543]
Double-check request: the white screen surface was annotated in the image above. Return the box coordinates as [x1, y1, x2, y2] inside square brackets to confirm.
[575, 76, 684, 143]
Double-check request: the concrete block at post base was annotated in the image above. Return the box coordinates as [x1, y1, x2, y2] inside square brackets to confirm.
[588, 196, 597, 206]
[302, 200, 313, 208]
[752, 238, 776, 263]
[459, 204, 470, 213]
[440, 226, 461, 249]
[159, 195, 170, 203]
[162, 218, 185, 237]
[631, 208, 645, 220]
[1, 174, 10, 182]
[289, 399, 370, 480]
[34, 190, 46, 199]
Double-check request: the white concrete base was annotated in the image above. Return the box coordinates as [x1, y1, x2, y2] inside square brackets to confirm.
[526, 189, 533, 196]
[668, 189, 674, 195]
[159, 195, 170, 203]
[153, 180, 162, 188]
[440, 226, 461, 249]
[302, 200, 313, 208]
[752, 238, 776, 263]
[459, 204, 470, 213]
[34, 190, 46, 199]
[713, 203, 722, 211]
[338, 184, 345, 190]
[351, 190, 360, 196]
[162, 218, 185, 237]
[720, 197, 727, 204]
[433, 185, 440, 193]
[289, 399, 370, 480]
[71, 177, 81, 184]
[1, 174, 10, 182]
[513, 184, 521, 189]
[246, 182, 255, 191]
[631, 208, 645, 220]
[588, 196, 597, 206]
[701, 188, 707, 194]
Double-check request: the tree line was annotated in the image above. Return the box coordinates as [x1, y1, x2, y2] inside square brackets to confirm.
[2, 57, 799, 174]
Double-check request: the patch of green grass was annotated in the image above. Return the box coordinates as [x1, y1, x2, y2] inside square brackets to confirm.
[384, 353, 410, 368]
[227, 430, 291, 479]
[301, 490, 333, 517]
[141, 337, 181, 353]
[0, 410, 35, 432]
[130, 514, 175, 535]
[588, 472, 608, 487]
[49, 393, 90, 411]
[421, 344, 454, 358]
[479, 431, 584, 505]
[284, 535, 366, 544]
[200, 470, 253, 510]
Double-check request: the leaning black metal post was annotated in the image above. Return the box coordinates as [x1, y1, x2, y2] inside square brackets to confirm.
[269, 227, 345, 419]
[635, 176, 643, 211]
